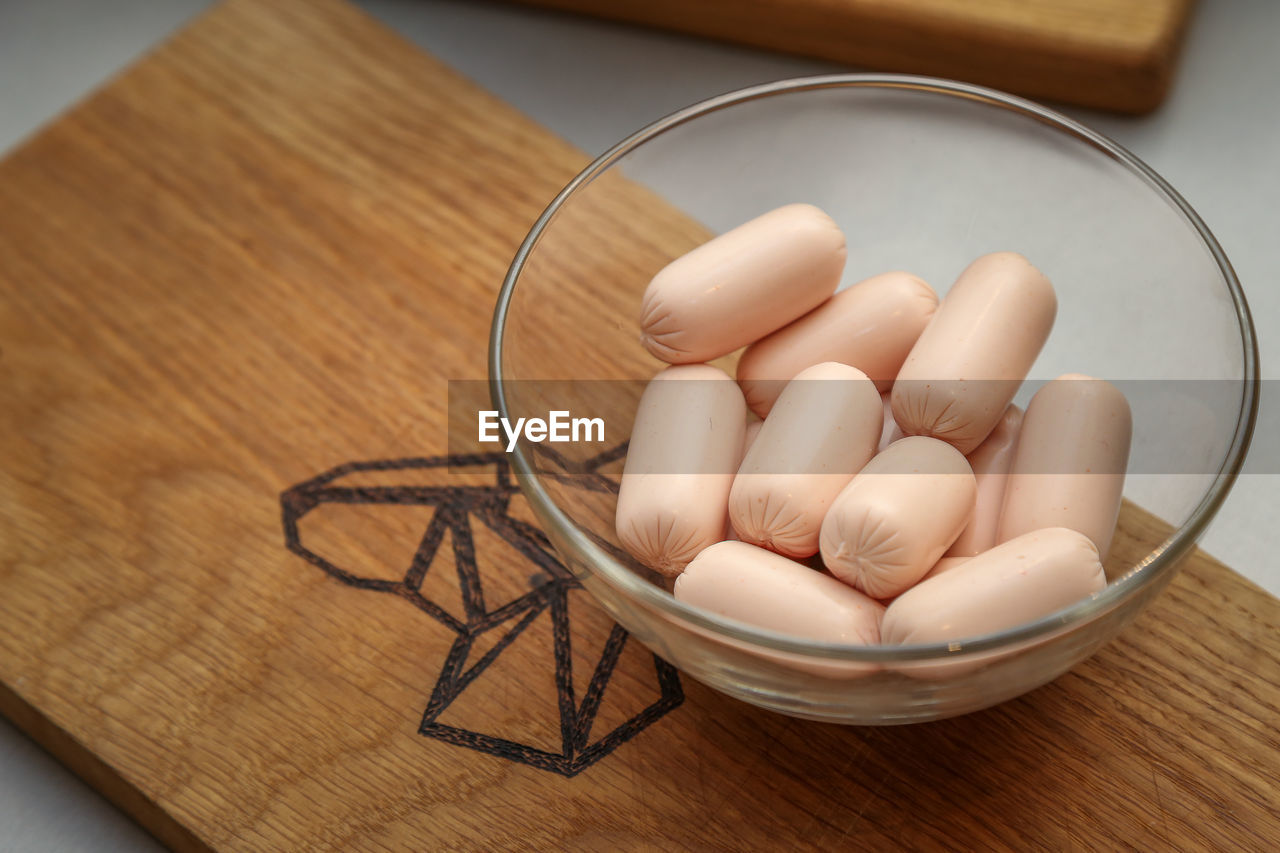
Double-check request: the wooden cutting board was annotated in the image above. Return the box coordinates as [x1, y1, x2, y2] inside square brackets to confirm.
[511, 0, 1196, 113]
[0, 0, 1276, 850]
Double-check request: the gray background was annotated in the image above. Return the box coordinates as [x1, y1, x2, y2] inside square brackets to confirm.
[1, 0, 1277, 848]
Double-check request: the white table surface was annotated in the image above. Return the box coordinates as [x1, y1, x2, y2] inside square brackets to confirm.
[1, 0, 1277, 848]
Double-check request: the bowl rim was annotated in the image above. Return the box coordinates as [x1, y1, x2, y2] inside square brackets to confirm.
[489, 73, 1260, 662]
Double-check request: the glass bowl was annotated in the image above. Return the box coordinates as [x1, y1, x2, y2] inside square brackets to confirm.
[489, 74, 1258, 724]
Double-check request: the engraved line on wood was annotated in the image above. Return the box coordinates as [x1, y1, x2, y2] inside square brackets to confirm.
[279, 450, 683, 776]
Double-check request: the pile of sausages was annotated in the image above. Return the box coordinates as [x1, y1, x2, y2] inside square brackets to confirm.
[616, 204, 1132, 648]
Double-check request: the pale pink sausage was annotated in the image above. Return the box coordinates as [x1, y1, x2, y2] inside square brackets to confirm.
[997, 374, 1132, 560]
[892, 252, 1056, 454]
[881, 528, 1106, 646]
[674, 541, 883, 645]
[946, 405, 1023, 557]
[920, 556, 970, 584]
[729, 362, 882, 558]
[616, 365, 746, 576]
[724, 419, 764, 543]
[878, 391, 903, 452]
[736, 270, 937, 416]
[742, 419, 763, 459]
[639, 204, 845, 364]
[819, 436, 976, 599]
[878, 557, 969, 606]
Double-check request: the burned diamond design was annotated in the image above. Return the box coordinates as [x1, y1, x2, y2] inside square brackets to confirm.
[279, 450, 681, 776]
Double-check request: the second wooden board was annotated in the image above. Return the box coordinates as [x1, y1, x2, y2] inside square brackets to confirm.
[509, 0, 1197, 113]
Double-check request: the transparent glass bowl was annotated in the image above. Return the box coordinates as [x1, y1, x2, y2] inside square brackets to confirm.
[489, 75, 1258, 723]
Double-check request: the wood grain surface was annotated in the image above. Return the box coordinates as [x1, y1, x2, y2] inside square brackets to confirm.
[509, 0, 1197, 114]
[0, 0, 1276, 850]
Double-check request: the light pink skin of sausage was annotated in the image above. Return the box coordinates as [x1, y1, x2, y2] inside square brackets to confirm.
[724, 419, 764, 542]
[997, 374, 1132, 561]
[878, 392, 903, 452]
[877, 557, 969, 606]
[742, 419, 763, 458]
[729, 362, 882, 558]
[736, 271, 937, 416]
[882, 527, 1106, 646]
[920, 556, 970, 584]
[819, 436, 976, 599]
[639, 204, 845, 364]
[946, 406, 1023, 557]
[675, 541, 884, 645]
[892, 252, 1056, 454]
[616, 365, 746, 577]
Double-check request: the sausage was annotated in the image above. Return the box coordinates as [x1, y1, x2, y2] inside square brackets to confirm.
[878, 557, 969, 606]
[882, 527, 1106, 646]
[878, 391, 904, 452]
[892, 252, 1056, 454]
[640, 204, 845, 364]
[946, 405, 1023, 557]
[920, 556, 970, 583]
[742, 418, 763, 459]
[729, 362, 882, 557]
[724, 418, 764, 543]
[819, 436, 976, 598]
[616, 365, 746, 576]
[997, 374, 1132, 560]
[736, 270, 937, 416]
[675, 541, 883, 645]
